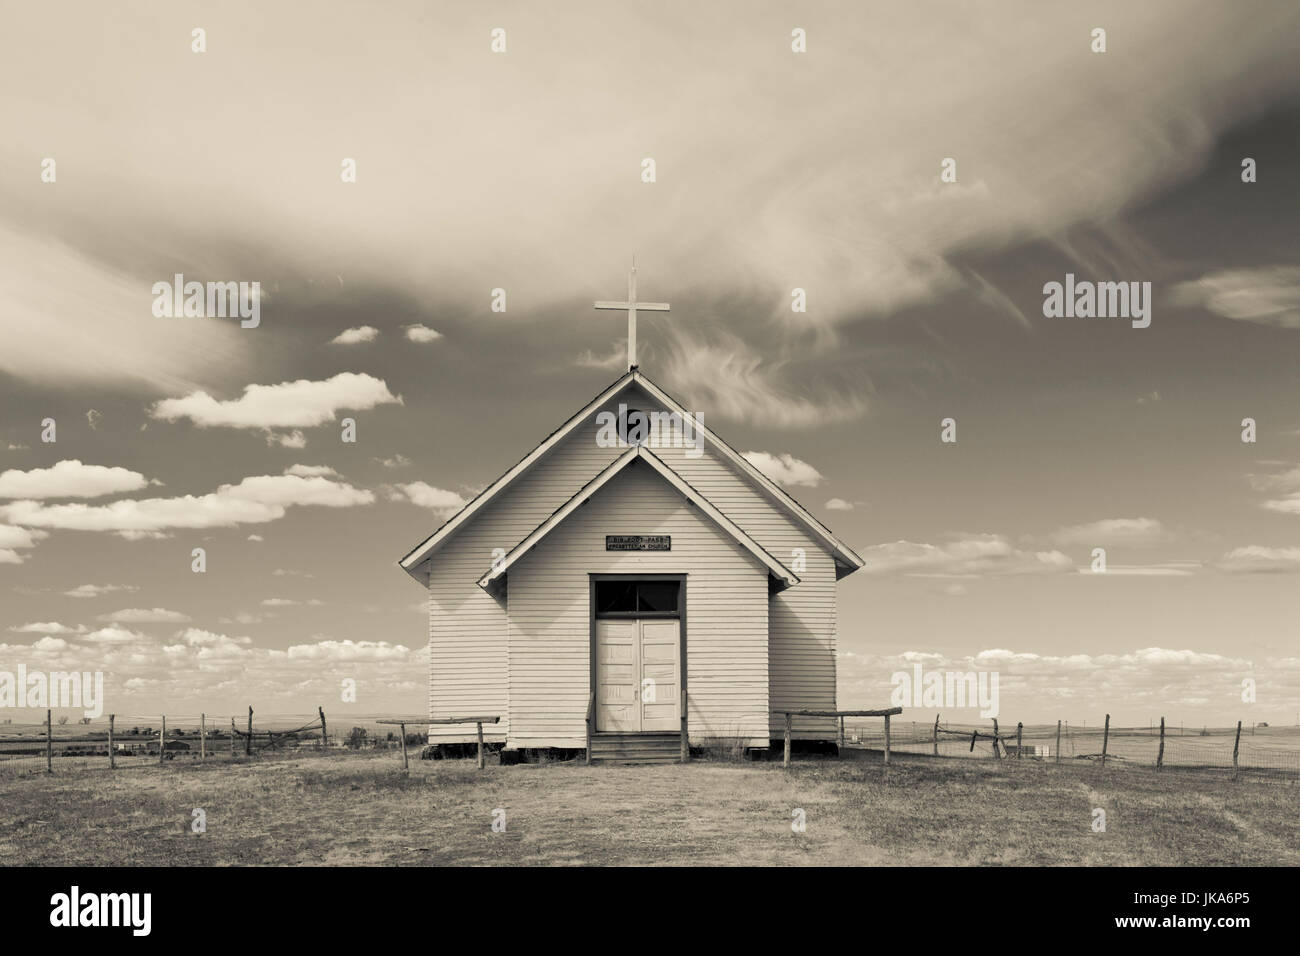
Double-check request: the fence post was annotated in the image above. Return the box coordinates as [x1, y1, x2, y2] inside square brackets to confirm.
[1055, 720, 1061, 764]
[1016, 722, 1023, 759]
[933, 715, 940, 756]
[231, 719, 236, 758]
[783, 713, 791, 767]
[991, 718, 1000, 759]
[246, 707, 253, 757]
[46, 709, 53, 773]
[477, 721, 485, 770]
[200, 713, 206, 761]
[159, 716, 165, 765]
[838, 715, 844, 750]
[109, 714, 116, 770]
[1101, 714, 1110, 768]
[1233, 720, 1241, 780]
[399, 722, 408, 771]
[969, 729, 978, 752]
[319, 706, 328, 747]
[883, 713, 891, 765]
[680, 694, 688, 764]
[1157, 717, 1165, 771]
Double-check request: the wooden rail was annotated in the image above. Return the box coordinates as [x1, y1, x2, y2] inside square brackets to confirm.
[378, 716, 501, 771]
[777, 707, 903, 767]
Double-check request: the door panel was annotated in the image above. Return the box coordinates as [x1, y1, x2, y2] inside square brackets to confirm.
[639, 619, 680, 731]
[596, 621, 639, 732]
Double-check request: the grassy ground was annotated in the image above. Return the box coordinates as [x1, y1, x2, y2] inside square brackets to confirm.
[3, 749, 1296, 866]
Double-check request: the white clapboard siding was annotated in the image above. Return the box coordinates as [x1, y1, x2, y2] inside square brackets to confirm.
[508, 463, 769, 748]
[423, 378, 842, 744]
[615, 386, 840, 738]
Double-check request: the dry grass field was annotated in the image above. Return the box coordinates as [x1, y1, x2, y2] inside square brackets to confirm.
[3, 748, 1297, 866]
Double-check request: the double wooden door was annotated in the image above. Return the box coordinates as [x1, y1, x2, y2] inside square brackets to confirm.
[595, 618, 680, 732]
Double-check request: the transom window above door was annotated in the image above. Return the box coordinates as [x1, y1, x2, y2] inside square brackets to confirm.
[595, 580, 680, 615]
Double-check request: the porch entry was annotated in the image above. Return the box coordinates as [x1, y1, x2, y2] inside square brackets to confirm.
[593, 579, 682, 733]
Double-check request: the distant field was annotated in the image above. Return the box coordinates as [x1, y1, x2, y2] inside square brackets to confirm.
[3, 747, 1297, 866]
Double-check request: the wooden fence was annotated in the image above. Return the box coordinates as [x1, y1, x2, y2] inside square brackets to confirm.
[377, 715, 499, 770]
[0, 707, 329, 773]
[776, 707, 902, 767]
[839, 713, 1299, 781]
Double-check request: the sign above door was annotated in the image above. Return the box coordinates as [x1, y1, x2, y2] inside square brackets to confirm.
[606, 535, 671, 551]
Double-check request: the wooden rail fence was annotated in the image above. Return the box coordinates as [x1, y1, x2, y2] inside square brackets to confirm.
[378, 716, 500, 771]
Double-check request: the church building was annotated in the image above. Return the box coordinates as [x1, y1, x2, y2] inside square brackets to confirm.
[399, 269, 864, 760]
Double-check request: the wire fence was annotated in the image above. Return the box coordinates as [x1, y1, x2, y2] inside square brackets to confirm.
[0, 709, 430, 776]
[7, 707, 1299, 783]
[838, 716, 1300, 781]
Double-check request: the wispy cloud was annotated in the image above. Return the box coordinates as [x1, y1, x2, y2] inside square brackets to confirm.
[666, 332, 868, 427]
[1170, 266, 1300, 329]
[1051, 517, 1169, 547]
[1217, 546, 1300, 573]
[861, 535, 1074, 577]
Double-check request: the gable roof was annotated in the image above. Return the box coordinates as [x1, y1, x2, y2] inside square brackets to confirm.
[399, 369, 865, 578]
[477, 444, 799, 592]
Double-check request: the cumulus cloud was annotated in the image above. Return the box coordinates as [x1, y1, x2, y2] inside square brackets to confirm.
[0, 626, 426, 714]
[0, 460, 151, 499]
[374, 454, 411, 469]
[329, 325, 379, 345]
[0, 525, 47, 563]
[389, 482, 467, 517]
[1051, 517, 1168, 547]
[286, 639, 412, 662]
[1170, 266, 1300, 329]
[99, 608, 191, 623]
[83, 625, 149, 644]
[150, 373, 402, 430]
[403, 324, 442, 343]
[283, 464, 340, 478]
[836, 644, 1281, 723]
[824, 498, 855, 511]
[741, 451, 825, 487]
[861, 535, 1074, 577]
[1, 473, 374, 535]
[260, 598, 324, 607]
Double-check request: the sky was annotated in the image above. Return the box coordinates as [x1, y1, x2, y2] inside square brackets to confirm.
[2, 1, 1299, 729]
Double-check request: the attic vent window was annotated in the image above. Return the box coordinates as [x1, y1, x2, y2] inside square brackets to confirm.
[619, 407, 649, 446]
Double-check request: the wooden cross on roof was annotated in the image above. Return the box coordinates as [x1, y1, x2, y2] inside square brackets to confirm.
[594, 257, 669, 371]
